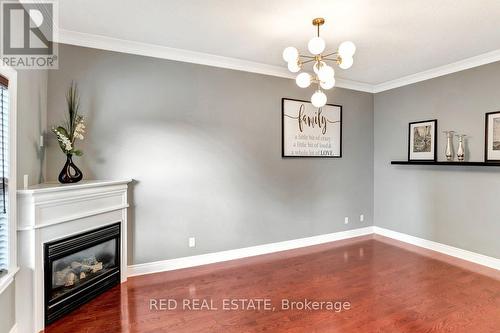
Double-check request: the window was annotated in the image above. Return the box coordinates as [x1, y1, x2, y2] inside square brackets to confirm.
[0, 75, 8, 276]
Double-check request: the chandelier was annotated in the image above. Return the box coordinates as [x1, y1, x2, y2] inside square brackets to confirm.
[282, 18, 356, 108]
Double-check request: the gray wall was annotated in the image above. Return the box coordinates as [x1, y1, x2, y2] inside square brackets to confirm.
[0, 282, 15, 333]
[46, 44, 374, 265]
[17, 70, 48, 186]
[374, 62, 500, 258]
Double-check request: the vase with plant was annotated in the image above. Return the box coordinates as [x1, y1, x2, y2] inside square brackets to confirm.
[52, 82, 85, 183]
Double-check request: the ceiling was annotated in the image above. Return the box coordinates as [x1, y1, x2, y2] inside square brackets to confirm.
[57, 0, 500, 88]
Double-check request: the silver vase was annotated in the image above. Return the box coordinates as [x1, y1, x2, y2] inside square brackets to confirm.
[456, 134, 466, 161]
[443, 131, 455, 161]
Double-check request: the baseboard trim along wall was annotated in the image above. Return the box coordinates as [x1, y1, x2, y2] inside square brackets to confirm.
[128, 226, 500, 277]
[128, 227, 374, 276]
[373, 227, 500, 270]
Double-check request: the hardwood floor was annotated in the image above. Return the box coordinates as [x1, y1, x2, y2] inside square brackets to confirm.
[44, 235, 500, 333]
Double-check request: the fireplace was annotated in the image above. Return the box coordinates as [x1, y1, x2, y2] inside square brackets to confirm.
[44, 222, 121, 325]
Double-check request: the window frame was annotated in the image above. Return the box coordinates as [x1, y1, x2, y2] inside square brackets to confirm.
[0, 66, 18, 295]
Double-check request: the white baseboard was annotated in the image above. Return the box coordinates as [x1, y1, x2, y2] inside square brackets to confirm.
[9, 323, 18, 333]
[128, 227, 374, 277]
[373, 227, 500, 270]
[128, 226, 499, 277]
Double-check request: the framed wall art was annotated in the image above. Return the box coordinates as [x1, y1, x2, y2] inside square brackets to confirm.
[408, 119, 437, 161]
[485, 111, 500, 162]
[282, 98, 342, 158]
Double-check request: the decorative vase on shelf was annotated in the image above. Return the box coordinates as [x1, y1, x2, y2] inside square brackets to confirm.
[52, 82, 86, 184]
[58, 154, 83, 183]
[443, 131, 455, 161]
[456, 134, 466, 161]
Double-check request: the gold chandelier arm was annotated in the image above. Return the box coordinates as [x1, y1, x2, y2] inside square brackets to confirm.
[322, 57, 341, 63]
[301, 59, 316, 65]
[323, 51, 338, 58]
[299, 54, 315, 59]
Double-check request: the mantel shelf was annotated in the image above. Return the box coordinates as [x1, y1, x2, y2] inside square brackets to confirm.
[391, 161, 500, 167]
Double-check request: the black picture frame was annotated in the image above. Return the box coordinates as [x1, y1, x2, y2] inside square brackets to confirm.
[408, 119, 438, 162]
[281, 98, 343, 158]
[485, 111, 500, 162]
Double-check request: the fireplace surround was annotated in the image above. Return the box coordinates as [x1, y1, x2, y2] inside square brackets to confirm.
[17, 180, 131, 333]
[44, 222, 121, 325]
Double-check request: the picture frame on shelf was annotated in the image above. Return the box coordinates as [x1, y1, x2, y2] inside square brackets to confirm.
[408, 119, 437, 161]
[484, 111, 500, 162]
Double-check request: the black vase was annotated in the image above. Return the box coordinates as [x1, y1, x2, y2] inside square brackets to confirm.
[58, 154, 83, 184]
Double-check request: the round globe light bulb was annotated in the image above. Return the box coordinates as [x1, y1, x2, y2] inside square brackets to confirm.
[339, 56, 354, 69]
[318, 65, 335, 82]
[338, 41, 356, 57]
[308, 37, 326, 55]
[320, 77, 336, 90]
[296, 72, 311, 88]
[282, 47, 299, 63]
[288, 60, 301, 73]
[313, 61, 326, 74]
[311, 90, 327, 108]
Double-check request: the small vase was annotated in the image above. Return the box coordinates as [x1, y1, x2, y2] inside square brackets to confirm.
[443, 131, 455, 161]
[456, 134, 466, 162]
[58, 154, 83, 184]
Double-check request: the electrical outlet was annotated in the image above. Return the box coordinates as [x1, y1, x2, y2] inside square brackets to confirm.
[188, 237, 196, 248]
[360, 214, 364, 222]
[344, 217, 349, 224]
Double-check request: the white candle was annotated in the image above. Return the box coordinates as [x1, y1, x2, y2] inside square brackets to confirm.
[23, 174, 29, 189]
[39, 135, 44, 147]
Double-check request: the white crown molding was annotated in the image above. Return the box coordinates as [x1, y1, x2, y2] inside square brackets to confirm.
[373, 227, 500, 270]
[57, 29, 374, 93]
[58, 30, 500, 94]
[57, 30, 293, 79]
[373, 49, 500, 93]
[334, 78, 374, 93]
[128, 227, 374, 277]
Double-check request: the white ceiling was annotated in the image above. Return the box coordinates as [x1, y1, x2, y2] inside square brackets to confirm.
[58, 0, 500, 86]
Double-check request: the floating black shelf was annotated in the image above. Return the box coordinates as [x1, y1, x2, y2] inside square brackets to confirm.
[391, 161, 500, 167]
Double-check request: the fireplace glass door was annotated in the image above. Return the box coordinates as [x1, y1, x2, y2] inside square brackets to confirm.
[44, 223, 121, 325]
[50, 238, 117, 301]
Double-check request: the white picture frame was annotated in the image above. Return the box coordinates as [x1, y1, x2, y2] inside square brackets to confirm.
[282, 98, 342, 158]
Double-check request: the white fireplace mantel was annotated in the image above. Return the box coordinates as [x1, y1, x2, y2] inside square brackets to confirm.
[16, 180, 131, 333]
